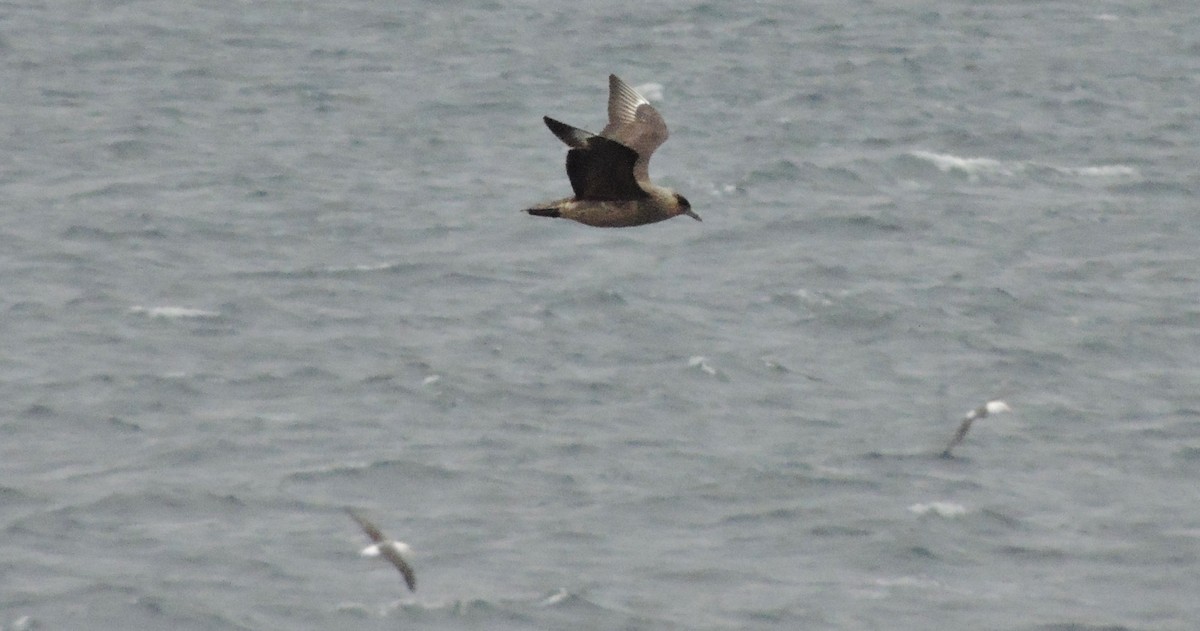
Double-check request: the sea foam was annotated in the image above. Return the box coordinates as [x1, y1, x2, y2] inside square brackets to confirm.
[909, 150, 1140, 182]
[129, 305, 221, 319]
[908, 501, 968, 518]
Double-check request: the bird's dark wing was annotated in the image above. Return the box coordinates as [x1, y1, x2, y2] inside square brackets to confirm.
[941, 417, 975, 458]
[544, 116, 646, 200]
[543, 116, 593, 149]
[346, 508, 386, 544]
[565, 138, 648, 201]
[380, 545, 417, 592]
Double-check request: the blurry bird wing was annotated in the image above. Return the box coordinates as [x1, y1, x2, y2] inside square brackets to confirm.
[601, 75, 669, 184]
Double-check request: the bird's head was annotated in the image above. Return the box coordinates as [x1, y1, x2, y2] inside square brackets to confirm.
[671, 192, 701, 221]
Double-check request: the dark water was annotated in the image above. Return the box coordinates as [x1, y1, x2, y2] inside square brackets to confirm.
[3, 1, 1199, 629]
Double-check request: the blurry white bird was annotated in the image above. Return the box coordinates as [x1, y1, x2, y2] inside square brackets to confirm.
[347, 508, 416, 592]
[941, 400, 1012, 458]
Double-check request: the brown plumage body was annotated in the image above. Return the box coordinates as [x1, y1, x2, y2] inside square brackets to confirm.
[527, 187, 690, 228]
[525, 75, 699, 228]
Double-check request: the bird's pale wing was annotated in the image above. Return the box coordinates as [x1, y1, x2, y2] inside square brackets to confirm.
[601, 75, 669, 183]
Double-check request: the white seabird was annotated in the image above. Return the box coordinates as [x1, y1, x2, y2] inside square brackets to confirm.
[941, 400, 1012, 458]
[347, 508, 416, 592]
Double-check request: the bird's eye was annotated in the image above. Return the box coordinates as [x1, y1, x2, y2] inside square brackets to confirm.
[675, 194, 691, 208]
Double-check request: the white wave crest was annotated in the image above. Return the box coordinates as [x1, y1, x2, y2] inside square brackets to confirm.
[909, 150, 1140, 182]
[909, 150, 1015, 180]
[908, 501, 968, 518]
[634, 82, 664, 102]
[130, 305, 221, 319]
[687, 355, 718, 376]
[539, 588, 570, 607]
[1053, 164, 1139, 177]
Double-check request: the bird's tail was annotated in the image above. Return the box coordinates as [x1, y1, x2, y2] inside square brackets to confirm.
[525, 205, 561, 218]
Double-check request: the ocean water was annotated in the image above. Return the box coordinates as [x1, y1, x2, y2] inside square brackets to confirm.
[3, 1, 1199, 629]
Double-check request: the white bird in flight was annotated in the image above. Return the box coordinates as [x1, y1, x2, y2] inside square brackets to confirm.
[347, 508, 416, 592]
[941, 400, 1012, 458]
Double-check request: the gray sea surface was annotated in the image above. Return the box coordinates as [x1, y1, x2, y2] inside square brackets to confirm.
[3, 1, 1199, 629]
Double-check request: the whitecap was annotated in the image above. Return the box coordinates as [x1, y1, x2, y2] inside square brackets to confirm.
[908, 501, 968, 518]
[538, 588, 570, 607]
[910, 150, 1140, 182]
[1050, 164, 1139, 178]
[687, 355, 717, 376]
[421, 375, 441, 386]
[707, 182, 743, 196]
[792, 288, 834, 307]
[909, 150, 1015, 180]
[633, 82, 664, 102]
[129, 305, 221, 319]
[341, 262, 403, 273]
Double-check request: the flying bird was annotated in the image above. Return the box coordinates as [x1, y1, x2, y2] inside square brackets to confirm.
[940, 400, 1012, 458]
[524, 74, 700, 227]
[347, 508, 416, 592]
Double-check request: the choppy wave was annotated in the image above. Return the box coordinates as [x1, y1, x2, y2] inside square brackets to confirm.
[908, 501, 968, 518]
[236, 261, 432, 279]
[907, 150, 1141, 182]
[129, 305, 222, 319]
[9, 1, 1200, 629]
[633, 82, 664, 102]
[334, 588, 625, 625]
